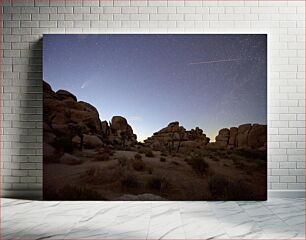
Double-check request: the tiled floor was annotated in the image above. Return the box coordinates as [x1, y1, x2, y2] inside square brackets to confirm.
[1, 197, 305, 239]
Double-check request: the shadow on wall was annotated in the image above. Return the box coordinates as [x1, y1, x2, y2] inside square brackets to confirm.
[3, 38, 43, 200]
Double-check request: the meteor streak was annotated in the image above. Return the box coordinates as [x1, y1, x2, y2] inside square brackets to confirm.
[189, 58, 241, 65]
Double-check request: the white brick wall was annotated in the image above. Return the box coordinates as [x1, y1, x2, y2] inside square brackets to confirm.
[1, 0, 305, 197]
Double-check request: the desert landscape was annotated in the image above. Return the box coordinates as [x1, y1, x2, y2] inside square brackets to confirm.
[43, 80, 267, 201]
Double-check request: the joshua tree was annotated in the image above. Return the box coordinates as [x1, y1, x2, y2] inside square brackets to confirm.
[120, 130, 128, 150]
[176, 131, 184, 153]
[68, 123, 85, 151]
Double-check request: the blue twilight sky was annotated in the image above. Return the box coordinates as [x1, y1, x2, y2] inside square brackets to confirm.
[43, 34, 267, 142]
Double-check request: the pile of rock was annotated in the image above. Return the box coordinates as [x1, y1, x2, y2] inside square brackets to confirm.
[214, 123, 267, 150]
[44, 81, 102, 136]
[101, 116, 137, 146]
[144, 122, 210, 152]
[43, 80, 137, 164]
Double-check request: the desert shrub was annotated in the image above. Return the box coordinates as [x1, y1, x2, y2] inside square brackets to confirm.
[121, 174, 138, 188]
[118, 155, 128, 167]
[208, 174, 255, 200]
[147, 176, 170, 192]
[232, 158, 247, 170]
[54, 184, 104, 200]
[147, 167, 153, 174]
[94, 152, 110, 161]
[210, 155, 220, 161]
[160, 152, 167, 157]
[137, 142, 145, 147]
[214, 149, 229, 158]
[86, 166, 96, 177]
[84, 166, 119, 184]
[103, 147, 114, 156]
[229, 153, 245, 162]
[189, 155, 209, 175]
[134, 153, 142, 160]
[208, 174, 229, 198]
[132, 158, 145, 171]
[125, 146, 132, 151]
[137, 147, 149, 154]
[54, 137, 74, 153]
[147, 177, 162, 190]
[184, 155, 192, 163]
[171, 161, 179, 166]
[138, 149, 144, 154]
[160, 157, 166, 162]
[145, 149, 154, 157]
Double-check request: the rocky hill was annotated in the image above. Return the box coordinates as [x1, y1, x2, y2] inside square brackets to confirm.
[214, 123, 267, 150]
[144, 121, 210, 152]
[144, 122, 267, 152]
[43, 81, 137, 162]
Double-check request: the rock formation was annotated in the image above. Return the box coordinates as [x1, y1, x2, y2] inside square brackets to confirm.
[44, 81, 102, 135]
[43, 80, 137, 163]
[144, 122, 210, 152]
[215, 128, 230, 148]
[215, 123, 267, 150]
[100, 116, 137, 146]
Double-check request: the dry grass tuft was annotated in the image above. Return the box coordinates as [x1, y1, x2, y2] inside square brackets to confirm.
[145, 149, 154, 157]
[208, 173, 255, 200]
[132, 158, 146, 171]
[187, 155, 209, 176]
[147, 176, 170, 192]
[134, 153, 142, 160]
[121, 173, 139, 188]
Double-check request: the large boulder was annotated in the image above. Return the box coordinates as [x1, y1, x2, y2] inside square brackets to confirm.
[215, 128, 230, 148]
[43, 81, 58, 100]
[72, 134, 103, 149]
[111, 116, 128, 131]
[238, 124, 252, 134]
[237, 124, 252, 148]
[228, 127, 238, 147]
[101, 120, 110, 136]
[44, 132, 56, 144]
[60, 153, 82, 165]
[69, 109, 101, 133]
[56, 89, 77, 102]
[219, 128, 230, 136]
[43, 143, 58, 163]
[51, 124, 71, 136]
[83, 135, 103, 148]
[109, 116, 137, 145]
[248, 124, 267, 149]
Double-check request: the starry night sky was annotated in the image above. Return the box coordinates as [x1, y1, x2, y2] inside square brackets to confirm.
[43, 34, 267, 142]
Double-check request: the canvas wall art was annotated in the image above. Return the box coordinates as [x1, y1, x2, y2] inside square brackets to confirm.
[43, 34, 267, 200]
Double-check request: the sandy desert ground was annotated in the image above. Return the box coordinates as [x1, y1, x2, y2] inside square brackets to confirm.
[44, 146, 267, 201]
